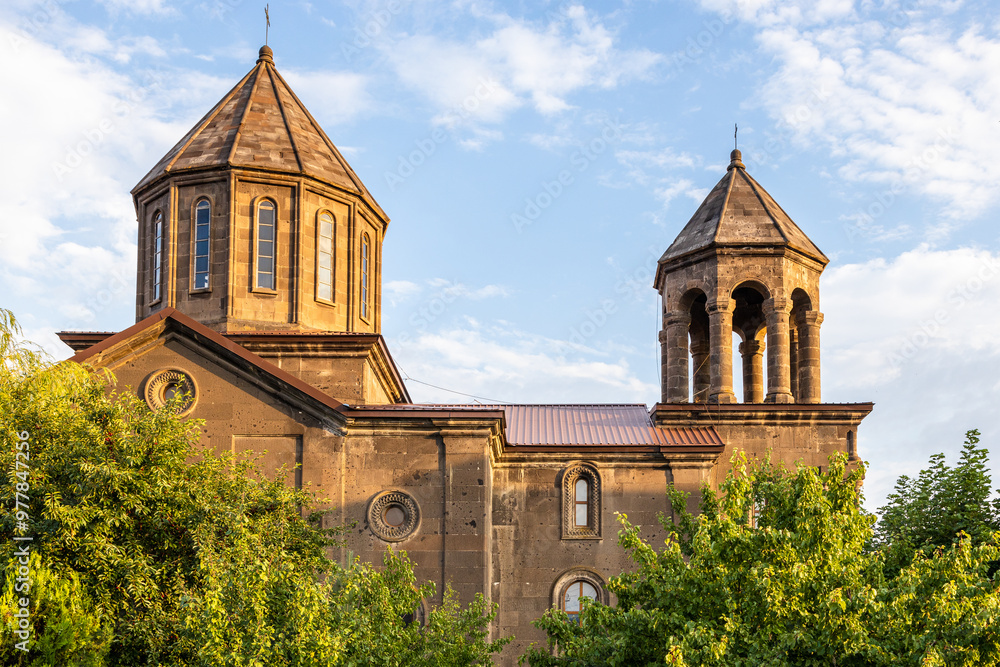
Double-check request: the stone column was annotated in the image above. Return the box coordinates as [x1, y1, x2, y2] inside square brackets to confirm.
[690, 339, 711, 403]
[789, 327, 799, 400]
[664, 311, 691, 403]
[707, 300, 736, 403]
[763, 297, 793, 403]
[796, 310, 824, 403]
[658, 329, 669, 404]
[739, 338, 764, 403]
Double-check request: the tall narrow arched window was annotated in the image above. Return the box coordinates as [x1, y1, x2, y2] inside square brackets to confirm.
[152, 211, 164, 303]
[256, 200, 276, 291]
[575, 479, 588, 526]
[193, 199, 211, 290]
[317, 212, 335, 303]
[562, 463, 601, 539]
[360, 232, 371, 320]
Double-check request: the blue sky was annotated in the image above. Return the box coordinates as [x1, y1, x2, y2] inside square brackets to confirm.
[2, 0, 1000, 509]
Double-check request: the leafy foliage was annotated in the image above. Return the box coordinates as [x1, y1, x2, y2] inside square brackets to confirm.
[523, 453, 1000, 667]
[873, 429, 1000, 577]
[0, 309, 507, 666]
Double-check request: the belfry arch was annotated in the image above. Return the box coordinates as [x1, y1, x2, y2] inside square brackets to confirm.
[731, 282, 768, 403]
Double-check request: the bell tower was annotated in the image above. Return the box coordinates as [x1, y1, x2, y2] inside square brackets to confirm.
[654, 149, 827, 405]
[651, 147, 871, 477]
[131, 46, 388, 335]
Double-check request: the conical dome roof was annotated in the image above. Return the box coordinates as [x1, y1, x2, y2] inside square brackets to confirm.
[659, 150, 826, 266]
[133, 47, 383, 216]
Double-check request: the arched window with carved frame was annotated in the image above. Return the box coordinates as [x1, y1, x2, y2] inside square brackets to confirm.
[562, 463, 601, 539]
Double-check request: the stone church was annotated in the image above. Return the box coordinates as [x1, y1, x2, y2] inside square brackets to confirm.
[58, 46, 872, 662]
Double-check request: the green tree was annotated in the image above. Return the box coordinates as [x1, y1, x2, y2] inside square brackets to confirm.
[873, 429, 1000, 577]
[0, 309, 507, 666]
[523, 453, 1000, 667]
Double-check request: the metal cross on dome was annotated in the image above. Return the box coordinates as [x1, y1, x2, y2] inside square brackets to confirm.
[265, 4, 270, 46]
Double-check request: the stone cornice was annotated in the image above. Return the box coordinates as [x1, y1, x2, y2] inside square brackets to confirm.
[652, 402, 874, 427]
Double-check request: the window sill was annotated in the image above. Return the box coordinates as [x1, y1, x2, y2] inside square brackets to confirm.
[251, 287, 278, 296]
[561, 532, 602, 541]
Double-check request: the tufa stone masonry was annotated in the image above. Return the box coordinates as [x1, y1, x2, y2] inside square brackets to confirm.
[59, 47, 872, 664]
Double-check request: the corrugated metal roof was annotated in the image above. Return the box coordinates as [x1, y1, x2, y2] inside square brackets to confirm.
[502, 404, 721, 447]
[356, 403, 722, 447]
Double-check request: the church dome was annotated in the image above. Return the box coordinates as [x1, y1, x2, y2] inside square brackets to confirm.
[658, 149, 827, 267]
[132, 46, 383, 218]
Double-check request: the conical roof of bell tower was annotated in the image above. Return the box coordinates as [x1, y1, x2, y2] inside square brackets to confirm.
[132, 46, 383, 217]
[658, 149, 827, 266]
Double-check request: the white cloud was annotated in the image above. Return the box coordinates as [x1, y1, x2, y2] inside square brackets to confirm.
[425, 279, 509, 300]
[704, 2, 1000, 223]
[654, 180, 707, 209]
[96, 0, 174, 16]
[282, 70, 373, 126]
[384, 5, 661, 135]
[823, 245, 1000, 389]
[390, 321, 656, 404]
[820, 245, 1000, 508]
[0, 20, 237, 337]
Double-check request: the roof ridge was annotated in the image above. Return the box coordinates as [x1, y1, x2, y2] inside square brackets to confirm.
[713, 168, 737, 246]
[165, 67, 257, 175]
[739, 168, 790, 245]
[266, 65, 371, 200]
[265, 64, 304, 174]
[227, 62, 265, 166]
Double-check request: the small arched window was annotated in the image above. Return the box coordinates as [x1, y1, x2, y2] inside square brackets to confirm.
[317, 212, 335, 303]
[256, 200, 276, 291]
[152, 211, 164, 303]
[360, 232, 371, 320]
[552, 569, 606, 626]
[562, 463, 601, 539]
[563, 580, 598, 624]
[193, 199, 211, 290]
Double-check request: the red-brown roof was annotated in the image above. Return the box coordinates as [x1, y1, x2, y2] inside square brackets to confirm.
[503, 404, 720, 446]
[355, 403, 722, 448]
